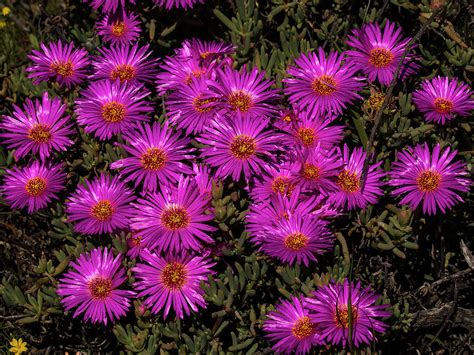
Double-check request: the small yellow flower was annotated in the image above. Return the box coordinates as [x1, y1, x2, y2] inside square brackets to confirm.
[0, 20, 6, 29]
[2, 7, 10, 16]
[9, 338, 28, 354]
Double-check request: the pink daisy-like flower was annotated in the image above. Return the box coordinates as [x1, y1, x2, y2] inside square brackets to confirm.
[346, 20, 419, 85]
[292, 146, 342, 194]
[198, 114, 278, 181]
[182, 38, 234, 66]
[126, 231, 147, 259]
[75, 80, 152, 140]
[85, 0, 135, 13]
[281, 111, 344, 152]
[110, 122, 194, 192]
[152, 0, 204, 10]
[209, 66, 279, 118]
[284, 48, 364, 116]
[250, 162, 297, 202]
[92, 43, 158, 85]
[193, 163, 215, 201]
[326, 145, 384, 210]
[97, 10, 141, 44]
[263, 295, 324, 354]
[412, 76, 474, 125]
[27, 40, 89, 87]
[259, 213, 333, 266]
[130, 176, 216, 253]
[389, 143, 470, 215]
[0, 92, 74, 161]
[132, 251, 214, 319]
[1, 161, 66, 214]
[274, 108, 298, 130]
[306, 280, 391, 348]
[165, 77, 219, 135]
[57, 247, 134, 325]
[66, 174, 135, 235]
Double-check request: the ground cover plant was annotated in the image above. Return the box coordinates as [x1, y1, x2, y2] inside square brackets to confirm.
[0, 0, 473, 353]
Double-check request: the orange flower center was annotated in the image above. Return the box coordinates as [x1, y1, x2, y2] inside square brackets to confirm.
[110, 64, 136, 83]
[271, 176, 295, 196]
[417, 170, 441, 192]
[193, 96, 218, 113]
[91, 200, 114, 221]
[111, 21, 127, 37]
[200, 51, 214, 59]
[161, 206, 190, 231]
[130, 235, 141, 247]
[88, 277, 113, 300]
[101, 101, 126, 123]
[140, 147, 167, 171]
[311, 75, 337, 96]
[297, 127, 316, 146]
[367, 92, 385, 110]
[25, 177, 47, 197]
[228, 90, 253, 112]
[337, 170, 360, 193]
[334, 305, 358, 328]
[303, 163, 321, 181]
[230, 134, 257, 160]
[161, 262, 187, 290]
[184, 70, 204, 85]
[50, 60, 74, 77]
[433, 98, 453, 114]
[284, 232, 309, 251]
[28, 124, 52, 143]
[292, 316, 316, 339]
[369, 48, 394, 68]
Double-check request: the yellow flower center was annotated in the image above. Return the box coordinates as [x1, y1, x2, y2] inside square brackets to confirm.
[28, 123, 52, 143]
[161, 206, 190, 231]
[161, 262, 187, 289]
[25, 177, 47, 197]
[230, 134, 257, 160]
[417, 170, 441, 192]
[200, 51, 214, 59]
[192, 96, 218, 113]
[130, 235, 141, 247]
[284, 232, 309, 251]
[228, 90, 253, 112]
[433, 97, 453, 114]
[184, 70, 204, 85]
[311, 75, 337, 96]
[367, 92, 385, 110]
[369, 48, 394, 68]
[291, 316, 316, 339]
[271, 176, 295, 196]
[50, 60, 74, 77]
[334, 305, 358, 328]
[91, 200, 114, 221]
[111, 21, 126, 37]
[140, 147, 167, 171]
[101, 101, 126, 123]
[88, 277, 113, 300]
[110, 64, 136, 82]
[337, 170, 360, 193]
[303, 163, 321, 181]
[297, 127, 316, 146]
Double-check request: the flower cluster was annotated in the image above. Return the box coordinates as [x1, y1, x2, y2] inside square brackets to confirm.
[0, 3, 472, 352]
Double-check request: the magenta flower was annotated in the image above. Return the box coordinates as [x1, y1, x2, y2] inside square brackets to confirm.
[182, 38, 234, 65]
[413, 76, 474, 125]
[259, 213, 333, 266]
[389, 144, 470, 215]
[85, 0, 134, 13]
[132, 251, 214, 319]
[27, 40, 89, 87]
[1, 161, 66, 214]
[193, 163, 215, 201]
[126, 231, 147, 259]
[97, 10, 141, 44]
[250, 162, 296, 202]
[110, 122, 194, 192]
[130, 176, 216, 253]
[75, 80, 152, 140]
[284, 48, 364, 116]
[263, 296, 324, 354]
[165, 77, 219, 135]
[152, 0, 204, 10]
[66, 174, 135, 235]
[280, 111, 344, 152]
[346, 20, 419, 85]
[306, 280, 391, 348]
[57, 247, 134, 325]
[92, 43, 158, 85]
[326, 145, 384, 210]
[198, 115, 278, 181]
[209, 66, 279, 118]
[0, 92, 73, 160]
